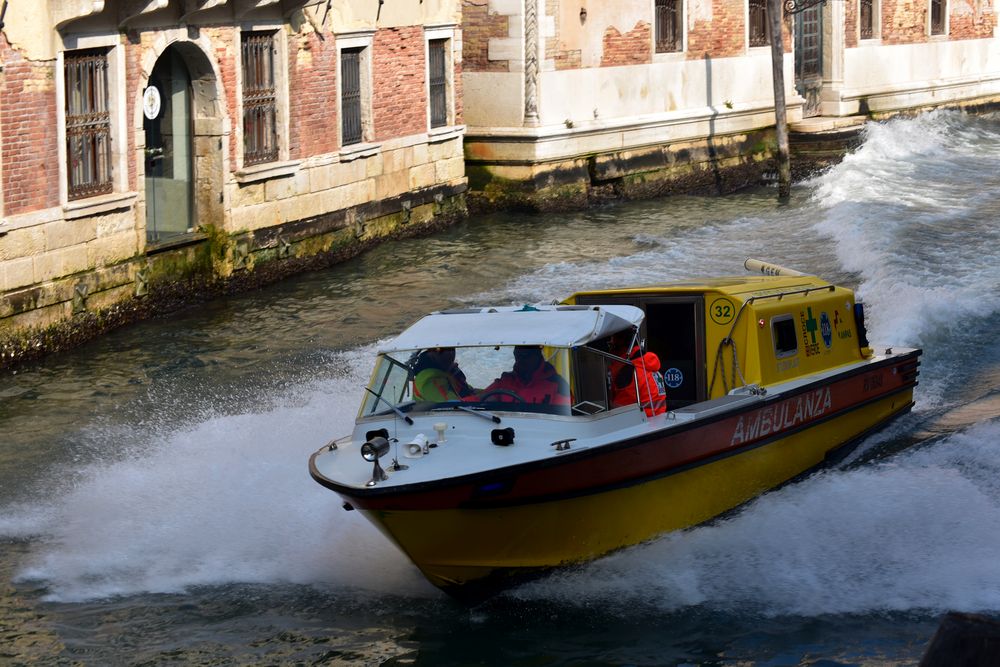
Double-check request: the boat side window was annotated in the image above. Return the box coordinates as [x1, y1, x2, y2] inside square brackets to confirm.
[571, 345, 611, 415]
[772, 315, 798, 358]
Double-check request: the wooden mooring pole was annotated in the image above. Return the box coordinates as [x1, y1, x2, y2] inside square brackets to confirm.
[767, 0, 792, 200]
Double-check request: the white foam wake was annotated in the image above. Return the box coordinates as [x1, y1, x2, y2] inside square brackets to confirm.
[1, 346, 433, 602]
[515, 419, 1000, 616]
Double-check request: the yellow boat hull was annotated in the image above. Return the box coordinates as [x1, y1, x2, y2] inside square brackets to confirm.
[362, 389, 913, 593]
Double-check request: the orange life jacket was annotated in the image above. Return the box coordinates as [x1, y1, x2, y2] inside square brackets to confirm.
[611, 346, 667, 417]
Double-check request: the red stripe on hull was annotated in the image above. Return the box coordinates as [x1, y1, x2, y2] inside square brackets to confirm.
[320, 351, 920, 511]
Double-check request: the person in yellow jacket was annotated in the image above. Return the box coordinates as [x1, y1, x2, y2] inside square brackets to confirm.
[413, 347, 477, 401]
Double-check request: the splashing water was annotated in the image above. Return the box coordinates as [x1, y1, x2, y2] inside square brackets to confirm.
[513, 418, 1000, 615]
[2, 346, 433, 602]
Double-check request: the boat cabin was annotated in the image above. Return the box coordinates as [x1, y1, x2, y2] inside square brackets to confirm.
[357, 304, 654, 420]
[565, 273, 872, 407]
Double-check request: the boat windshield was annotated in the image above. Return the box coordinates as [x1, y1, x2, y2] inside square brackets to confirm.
[357, 342, 632, 418]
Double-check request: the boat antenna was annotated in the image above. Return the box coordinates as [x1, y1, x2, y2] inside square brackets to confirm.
[389, 384, 407, 471]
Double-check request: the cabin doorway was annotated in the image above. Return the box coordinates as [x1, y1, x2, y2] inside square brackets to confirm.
[575, 294, 706, 408]
[643, 299, 705, 408]
[144, 45, 194, 242]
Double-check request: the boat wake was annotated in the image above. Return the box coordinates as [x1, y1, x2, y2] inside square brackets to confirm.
[511, 417, 1000, 616]
[0, 345, 433, 603]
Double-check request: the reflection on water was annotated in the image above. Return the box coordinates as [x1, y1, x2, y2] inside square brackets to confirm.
[2, 110, 1000, 664]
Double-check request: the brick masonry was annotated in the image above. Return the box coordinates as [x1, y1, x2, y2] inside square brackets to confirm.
[0, 37, 59, 216]
[462, 0, 511, 72]
[374, 26, 429, 141]
[289, 30, 339, 158]
[601, 22, 653, 67]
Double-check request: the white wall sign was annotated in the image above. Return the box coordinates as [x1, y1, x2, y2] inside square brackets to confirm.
[143, 86, 161, 120]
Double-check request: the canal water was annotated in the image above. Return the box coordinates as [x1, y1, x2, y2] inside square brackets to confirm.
[2, 109, 1000, 665]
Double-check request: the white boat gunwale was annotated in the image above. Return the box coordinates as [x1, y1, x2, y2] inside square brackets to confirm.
[309, 347, 920, 503]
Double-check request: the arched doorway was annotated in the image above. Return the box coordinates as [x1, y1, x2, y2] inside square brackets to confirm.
[144, 45, 194, 242]
[141, 41, 225, 246]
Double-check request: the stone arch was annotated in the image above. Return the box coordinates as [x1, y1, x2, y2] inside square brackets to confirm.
[136, 35, 229, 241]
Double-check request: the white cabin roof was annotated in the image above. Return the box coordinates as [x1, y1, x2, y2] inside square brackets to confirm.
[378, 305, 645, 353]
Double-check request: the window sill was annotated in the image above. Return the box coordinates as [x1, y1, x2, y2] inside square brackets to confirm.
[339, 141, 382, 162]
[234, 159, 301, 185]
[63, 191, 137, 220]
[652, 50, 686, 63]
[427, 125, 465, 144]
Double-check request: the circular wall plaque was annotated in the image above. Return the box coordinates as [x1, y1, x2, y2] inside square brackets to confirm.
[143, 86, 161, 120]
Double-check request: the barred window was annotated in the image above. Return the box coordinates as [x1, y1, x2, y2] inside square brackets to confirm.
[65, 49, 113, 200]
[655, 0, 683, 53]
[429, 40, 448, 128]
[341, 48, 363, 145]
[242, 31, 278, 166]
[749, 0, 770, 46]
[930, 0, 946, 34]
[860, 0, 875, 38]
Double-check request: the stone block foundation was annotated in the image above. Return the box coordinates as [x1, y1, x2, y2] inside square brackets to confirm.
[464, 129, 776, 213]
[0, 185, 467, 370]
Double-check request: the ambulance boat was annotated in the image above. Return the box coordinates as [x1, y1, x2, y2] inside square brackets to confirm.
[309, 260, 921, 599]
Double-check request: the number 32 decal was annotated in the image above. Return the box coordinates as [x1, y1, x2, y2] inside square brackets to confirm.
[710, 298, 735, 325]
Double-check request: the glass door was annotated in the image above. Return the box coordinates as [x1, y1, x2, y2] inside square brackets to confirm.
[144, 46, 194, 242]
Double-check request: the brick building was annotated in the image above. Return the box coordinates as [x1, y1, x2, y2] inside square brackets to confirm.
[0, 0, 466, 364]
[461, 0, 1000, 209]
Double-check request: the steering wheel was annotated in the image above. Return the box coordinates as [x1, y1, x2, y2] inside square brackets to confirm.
[478, 388, 527, 403]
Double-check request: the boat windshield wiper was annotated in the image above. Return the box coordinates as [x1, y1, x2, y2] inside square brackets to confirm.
[364, 387, 414, 425]
[432, 402, 502, 424]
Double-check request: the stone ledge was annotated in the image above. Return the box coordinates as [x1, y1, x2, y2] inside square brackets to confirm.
[64, 192, 138, 220]
[233, 160, 302, 185]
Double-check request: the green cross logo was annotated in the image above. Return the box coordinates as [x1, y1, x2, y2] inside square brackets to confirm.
[805, 307, 818, 344]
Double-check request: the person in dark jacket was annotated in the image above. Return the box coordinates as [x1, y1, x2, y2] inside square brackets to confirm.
[479, 346, 570, 406]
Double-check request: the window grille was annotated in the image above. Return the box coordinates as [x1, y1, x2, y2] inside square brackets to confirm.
[930, 0, 945, 34]
[655, 0, 683, 53]
[242, 32, 278, 166]
[429, 40, 448, 128]
[341, 48, 363, 145]
[749, 0, 770, 47]
[65, 49, 113, 200]
[860, 0, 875, 38]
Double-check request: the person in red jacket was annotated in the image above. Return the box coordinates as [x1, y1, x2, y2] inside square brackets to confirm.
[609, 335, 667, 417]
[478, 346, 571, 407]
